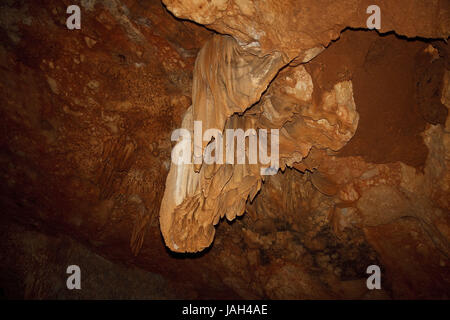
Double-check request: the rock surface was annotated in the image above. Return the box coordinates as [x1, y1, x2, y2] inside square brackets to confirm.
[0, 0, 449, 299]
[163, 0, 450, 60]
[160, 38, 360, 252]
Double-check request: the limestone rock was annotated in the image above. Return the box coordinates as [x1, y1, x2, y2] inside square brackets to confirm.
[160, 34, 359, 252]
[2, 0, 450, 300]
[163, 0, 450, 60]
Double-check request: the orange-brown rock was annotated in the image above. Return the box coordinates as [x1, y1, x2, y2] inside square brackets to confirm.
[163, 0, 450, 60]
[1, 0, 449, 300]
[160, 34, 360, 252]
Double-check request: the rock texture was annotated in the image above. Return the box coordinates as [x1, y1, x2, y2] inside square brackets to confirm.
[160, 40, 360, 252]
[1, 0, 449, 299]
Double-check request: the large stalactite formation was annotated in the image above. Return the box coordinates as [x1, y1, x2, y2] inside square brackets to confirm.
[0, 0, 449, 299]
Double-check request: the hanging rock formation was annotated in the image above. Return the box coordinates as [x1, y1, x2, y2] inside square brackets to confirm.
[160, 0, 449, 253]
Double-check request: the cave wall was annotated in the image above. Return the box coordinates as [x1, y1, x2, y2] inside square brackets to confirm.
[0, 0, 449, 299]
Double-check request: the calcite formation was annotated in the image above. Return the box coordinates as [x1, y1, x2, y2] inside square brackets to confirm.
[163, 0, 450, 60]
[160, 33, 360, 252]
[157, 0, 450, 297]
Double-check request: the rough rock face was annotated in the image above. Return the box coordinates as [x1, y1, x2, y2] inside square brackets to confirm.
[159, 0, 448, 254]
[160, 0, 450, 297]
[1, 0, 449, 299]
[163, 0, 450, 60]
